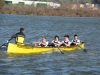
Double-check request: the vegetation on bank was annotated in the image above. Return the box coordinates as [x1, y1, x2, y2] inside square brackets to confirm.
[0, 4, 100, 17]
[0, 0, 100, 17]
[0, 0, 6, 9]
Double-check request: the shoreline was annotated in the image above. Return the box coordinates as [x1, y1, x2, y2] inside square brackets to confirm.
[0, 5, 100, 17]
[1, 13, 100, 18]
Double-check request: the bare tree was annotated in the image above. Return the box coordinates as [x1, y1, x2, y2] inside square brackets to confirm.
[92, 0, 100, 4]
[0, 0, 6, 9]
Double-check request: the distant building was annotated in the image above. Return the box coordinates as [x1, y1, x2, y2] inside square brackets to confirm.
[33, 1, 50, 7]
[49, 2, 60, 8]
[4, 0, 61, 8]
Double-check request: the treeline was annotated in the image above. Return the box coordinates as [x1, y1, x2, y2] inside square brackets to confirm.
[0, 0, 100, 17]
[0, 4, 100, 17]
[0, 0, 6, 9]
[93, 0, 100, 4]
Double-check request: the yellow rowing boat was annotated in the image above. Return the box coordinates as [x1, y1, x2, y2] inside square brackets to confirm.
[7, 42, 84, 54]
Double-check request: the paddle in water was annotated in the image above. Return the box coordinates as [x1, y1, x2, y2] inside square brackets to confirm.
[0, 43, 7, 48]
[78, 45, 87, 52]
[57, 47, 64, 54]
[0, 40, 9, 49]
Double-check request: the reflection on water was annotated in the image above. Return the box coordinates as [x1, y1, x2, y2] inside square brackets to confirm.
[0, 14, 100, 75]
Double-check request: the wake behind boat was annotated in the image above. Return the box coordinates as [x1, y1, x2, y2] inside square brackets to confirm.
[7, 42, 84, 54]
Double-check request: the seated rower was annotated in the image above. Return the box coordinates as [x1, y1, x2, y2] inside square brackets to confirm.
[34, 37, 48, 47]
[60, 35, 71, 47]
[71, 34, 80, 46]
[48, 35, 60, 47]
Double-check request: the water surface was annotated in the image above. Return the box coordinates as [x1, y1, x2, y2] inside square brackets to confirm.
[0, 14, 100, 75]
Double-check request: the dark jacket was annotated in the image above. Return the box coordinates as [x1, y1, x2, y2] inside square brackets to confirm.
[9, 32, 25, 41]
[12, 32, 25, 38]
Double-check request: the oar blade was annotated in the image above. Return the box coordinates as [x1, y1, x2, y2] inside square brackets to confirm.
[83, 49, 87, 52]
[61, 51, 64, 54]
[0, 43, 6, 49]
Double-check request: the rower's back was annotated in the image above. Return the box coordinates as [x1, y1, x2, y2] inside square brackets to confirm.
[15, 28, 25, 45]
[15, 35, 25, 44]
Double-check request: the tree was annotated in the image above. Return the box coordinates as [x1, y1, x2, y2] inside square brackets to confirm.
[92, 0, 100, 4]
[0, 0, 6, 9]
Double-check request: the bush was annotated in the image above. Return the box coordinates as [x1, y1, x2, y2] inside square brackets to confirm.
[0, 4, 100, 17]
[0, 0, 6, 9]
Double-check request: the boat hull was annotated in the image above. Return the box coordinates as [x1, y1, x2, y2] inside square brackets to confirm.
[7, 42, 84, 54]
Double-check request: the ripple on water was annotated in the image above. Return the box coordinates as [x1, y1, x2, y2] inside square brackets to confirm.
[0, 15, 100, 75]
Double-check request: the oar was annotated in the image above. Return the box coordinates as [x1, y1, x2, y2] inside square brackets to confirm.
[0, 39, 10, 49]
[57, 46, 64, 54]
[0, 43, 7, 48]
[77, 45, 87, 52]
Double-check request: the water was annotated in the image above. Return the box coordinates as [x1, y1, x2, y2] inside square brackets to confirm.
[0, 14, 100, 75]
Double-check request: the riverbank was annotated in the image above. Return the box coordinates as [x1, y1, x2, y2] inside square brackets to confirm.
[0, 4, 100, 17]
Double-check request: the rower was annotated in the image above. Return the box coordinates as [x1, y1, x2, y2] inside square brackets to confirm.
[8, 28, 25, 44]
[39, 37, 48, 47]
[60, 35, 71, 47]
[34, 37, 48, 47]
[48, 35, 60, 47]
[71, 34, 80, 46]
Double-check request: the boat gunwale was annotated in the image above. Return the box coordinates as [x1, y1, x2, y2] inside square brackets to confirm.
[9, 42, 84, 48]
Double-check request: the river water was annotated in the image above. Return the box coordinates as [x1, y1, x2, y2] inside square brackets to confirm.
[0, 14, 100, 75]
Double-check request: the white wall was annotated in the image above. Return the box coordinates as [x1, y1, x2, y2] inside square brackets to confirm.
[50, 2, 61, 8]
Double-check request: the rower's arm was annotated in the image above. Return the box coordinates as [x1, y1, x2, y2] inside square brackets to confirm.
[66, 42, 71, 47]
[8, 34, 16, 41]
[76, 40, 81, 45]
